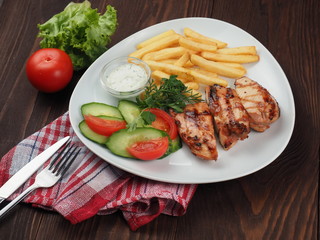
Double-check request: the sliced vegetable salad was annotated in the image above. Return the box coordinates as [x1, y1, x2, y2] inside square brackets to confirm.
[79, 100, 182, 160]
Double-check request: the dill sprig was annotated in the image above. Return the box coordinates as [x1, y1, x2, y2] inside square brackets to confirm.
[136, 75, 202, 112]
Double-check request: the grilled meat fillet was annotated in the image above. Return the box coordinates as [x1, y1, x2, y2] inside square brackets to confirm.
[205, 84, 250, 150]
[235, 77, 280, 132]
[170, 102, 218, 160]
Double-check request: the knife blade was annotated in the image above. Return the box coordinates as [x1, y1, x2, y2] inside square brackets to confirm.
[0, 136, 70, 204]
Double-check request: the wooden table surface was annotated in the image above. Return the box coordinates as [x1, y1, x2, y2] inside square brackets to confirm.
[0, 0, 318, 239]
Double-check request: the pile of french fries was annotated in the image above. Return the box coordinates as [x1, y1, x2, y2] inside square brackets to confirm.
[129, 28, 260, 96]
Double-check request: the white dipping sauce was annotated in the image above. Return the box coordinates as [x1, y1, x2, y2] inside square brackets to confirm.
[105, 63, 148, 92]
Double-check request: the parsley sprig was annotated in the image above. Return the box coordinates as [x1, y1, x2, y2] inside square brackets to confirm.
[136, 75, 202, 112]
[127, 110, 156, 132]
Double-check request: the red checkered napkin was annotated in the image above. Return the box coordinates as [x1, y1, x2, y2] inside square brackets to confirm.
[0, 113, 197, 231]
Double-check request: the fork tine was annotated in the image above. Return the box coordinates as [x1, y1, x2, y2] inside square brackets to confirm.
[48, 139, 72, 170]
[51, 143, 77, 172]
[59, 148, 81, 177]
[54, 145, 78, 174]
[53, 145, 80, 177]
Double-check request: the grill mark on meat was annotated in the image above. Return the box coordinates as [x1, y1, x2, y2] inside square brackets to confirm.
[236, 80, 277, 120]
[170, 102, 218, 160]
[235, 77, 280, 132]
[205, 85, 250, 150]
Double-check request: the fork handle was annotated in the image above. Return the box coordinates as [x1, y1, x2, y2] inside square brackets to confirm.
[0, 183, 39, 219]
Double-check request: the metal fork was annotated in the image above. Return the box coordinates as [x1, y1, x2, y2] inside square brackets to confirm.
[0, 141, 81, 219]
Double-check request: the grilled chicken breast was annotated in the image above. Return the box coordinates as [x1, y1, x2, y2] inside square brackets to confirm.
[205, 84, 250, 150]
[170, 102, 218, 160]
[235, 77, 280, 132]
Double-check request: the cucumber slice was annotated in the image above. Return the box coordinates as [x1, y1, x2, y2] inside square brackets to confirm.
[105, 127, 167, 158]
[95, 115, 124, 121]
[79, 120, 108, 144]
[118, 100, 144, 126]
[81, 102, 123, 119]
[162, 136, 182, 158]
[169, 137, 182, 153]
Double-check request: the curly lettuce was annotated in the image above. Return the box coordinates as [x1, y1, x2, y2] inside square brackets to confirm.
[37, 1, 117, 70]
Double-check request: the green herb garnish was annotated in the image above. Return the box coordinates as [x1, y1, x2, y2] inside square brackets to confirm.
[127, 111, 156, 132]
[141, 111, 156, 125]
[136, 75, 202, 112]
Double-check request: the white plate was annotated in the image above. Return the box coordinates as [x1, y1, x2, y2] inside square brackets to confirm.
[69, 17, 295, 184]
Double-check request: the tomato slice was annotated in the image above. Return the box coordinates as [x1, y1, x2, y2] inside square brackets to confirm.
[152, 115, 170, 132]
[144, 108, 178, 139]
[127, 137, 169, 160]
[84, 115, 126, 136]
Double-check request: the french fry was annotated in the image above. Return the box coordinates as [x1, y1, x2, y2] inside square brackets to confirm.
[189, 67, 218, 77]
[179, 37, 217, 52]
[132, 27, 260, 90]
[151, 70, 170, 84]
[185, 81, 200, 90]
[151, 69, 188, 83]
[153, 47, 186, 61]
[174, 51, 190, 67]
[201, 52, 259, 63]
[146, 60, 228, 86]
[129, 34, 180, 59]
[141, 52, 156, 61]
[185, 89, 202, 98]
[159, 59, 178, 64]
[189, 70, 228, 87]
[151, 70, 188, 83]
[191, 54, 245, 78]
[136, 30, 176, 49]
[186, 37, 223, 49]
[146, 60, 194, 81]
[184, 27, 227, 48]
[183, 60, 194, 68]
[216, 46, 257, 55]
[220, 62, 246, 72]
[184, 48, 199, 55]
[160, 58, 193, 69]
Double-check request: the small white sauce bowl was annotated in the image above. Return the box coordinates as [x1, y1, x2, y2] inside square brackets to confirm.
[100, 56, 151, 99]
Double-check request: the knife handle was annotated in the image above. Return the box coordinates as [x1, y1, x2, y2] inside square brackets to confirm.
[0, 183, 39, 219]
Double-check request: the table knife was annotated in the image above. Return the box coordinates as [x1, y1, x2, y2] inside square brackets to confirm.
[0, 136, 70, 204]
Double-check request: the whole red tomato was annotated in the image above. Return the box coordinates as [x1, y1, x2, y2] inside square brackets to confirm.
[26, 48, 73, 93]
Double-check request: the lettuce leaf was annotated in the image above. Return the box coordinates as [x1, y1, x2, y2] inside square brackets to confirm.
[37, 1, 117, 70]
